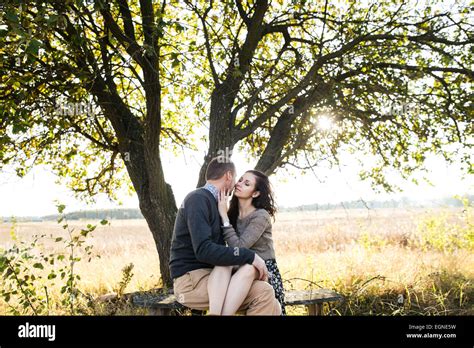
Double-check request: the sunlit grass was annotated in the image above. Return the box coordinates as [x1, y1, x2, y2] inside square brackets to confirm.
[0, 207, 472, 315]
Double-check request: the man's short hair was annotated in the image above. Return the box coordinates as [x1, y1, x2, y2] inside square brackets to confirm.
[205, 156, 236, 180]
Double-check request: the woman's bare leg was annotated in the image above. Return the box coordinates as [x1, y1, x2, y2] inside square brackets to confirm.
[207, 266, 233, 315]
[221, 264, 258, 315]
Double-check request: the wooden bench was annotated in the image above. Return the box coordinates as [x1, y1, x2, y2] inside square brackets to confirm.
[125, 288, 343, 315]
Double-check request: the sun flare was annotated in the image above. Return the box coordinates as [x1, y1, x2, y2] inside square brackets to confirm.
[317, 115, 334, 131]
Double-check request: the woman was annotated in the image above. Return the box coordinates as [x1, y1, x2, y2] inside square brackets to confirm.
[207, 170, 286, 315]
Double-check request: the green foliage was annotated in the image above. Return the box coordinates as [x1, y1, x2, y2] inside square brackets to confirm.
[191, 0, 472, 188]
[115, 263, 134, 299]
[321, 270, 473, 316]
[358, 229, 388, 251]
[0, 0, 196, 200]
[413, 198, 473, 253]
[0, 203, 100, 315]
[0, 229, 48, 315]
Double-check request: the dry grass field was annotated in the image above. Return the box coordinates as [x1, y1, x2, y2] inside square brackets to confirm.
[0, 207, 473, 315]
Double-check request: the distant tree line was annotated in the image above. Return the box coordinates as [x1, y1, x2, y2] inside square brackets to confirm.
[279, 194, 473, 212]
[3, 195, 472, 222]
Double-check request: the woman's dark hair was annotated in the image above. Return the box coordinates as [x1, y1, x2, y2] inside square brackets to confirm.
[228, 170, 277, 227]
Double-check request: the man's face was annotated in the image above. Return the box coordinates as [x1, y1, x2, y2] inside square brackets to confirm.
[225, 170, 237, 193]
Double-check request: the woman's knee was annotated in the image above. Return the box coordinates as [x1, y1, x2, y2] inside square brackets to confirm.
[239, 264, 258, 278]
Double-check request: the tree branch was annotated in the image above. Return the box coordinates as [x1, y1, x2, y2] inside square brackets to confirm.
[116, 0, 136, 41]
[186, 0, 220, 85]
[99, 5, 146, 68]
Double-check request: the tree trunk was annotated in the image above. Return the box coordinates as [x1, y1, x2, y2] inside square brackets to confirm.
[254, 110, 295, 175]
[196, 87, 235, 187]
[90, 52, 177, 288]
[138, 181, 176, 289]
[255, 84, 333, 174]
[120, 136, 177, 288]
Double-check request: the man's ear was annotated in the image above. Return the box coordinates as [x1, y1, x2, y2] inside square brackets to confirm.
[252, 191, 261, 198]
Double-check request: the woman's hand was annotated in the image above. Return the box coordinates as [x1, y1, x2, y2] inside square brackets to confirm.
[218, 189, 230, 224]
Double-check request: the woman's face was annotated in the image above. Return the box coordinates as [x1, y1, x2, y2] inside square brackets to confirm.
[233, 172, 259, 199]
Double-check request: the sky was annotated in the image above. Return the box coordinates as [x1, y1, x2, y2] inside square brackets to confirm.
[0, 140, 472, 217]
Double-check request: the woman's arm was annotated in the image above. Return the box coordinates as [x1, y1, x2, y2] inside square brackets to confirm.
[217, 189, 270, 249]
[222, 212, 270, 249]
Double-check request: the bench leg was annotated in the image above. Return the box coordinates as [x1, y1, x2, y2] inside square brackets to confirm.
[307, 303, 323, 316]
[148, 308, 172, 316]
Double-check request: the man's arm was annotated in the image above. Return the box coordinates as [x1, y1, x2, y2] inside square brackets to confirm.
[185, 193, 255, 266]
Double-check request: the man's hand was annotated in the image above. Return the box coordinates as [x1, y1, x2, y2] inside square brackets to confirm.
[252, 254, 268, 282]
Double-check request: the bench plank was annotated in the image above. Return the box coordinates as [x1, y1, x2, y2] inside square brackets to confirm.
[131, 291, 183, 310]
[130, 289, 343, 312]
[284, 289, 343, 305]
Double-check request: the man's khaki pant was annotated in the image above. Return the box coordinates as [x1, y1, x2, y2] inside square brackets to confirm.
[173, 268, 281, 315]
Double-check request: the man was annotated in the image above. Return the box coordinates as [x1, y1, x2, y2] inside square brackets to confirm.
[169, 156, 281, 315]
